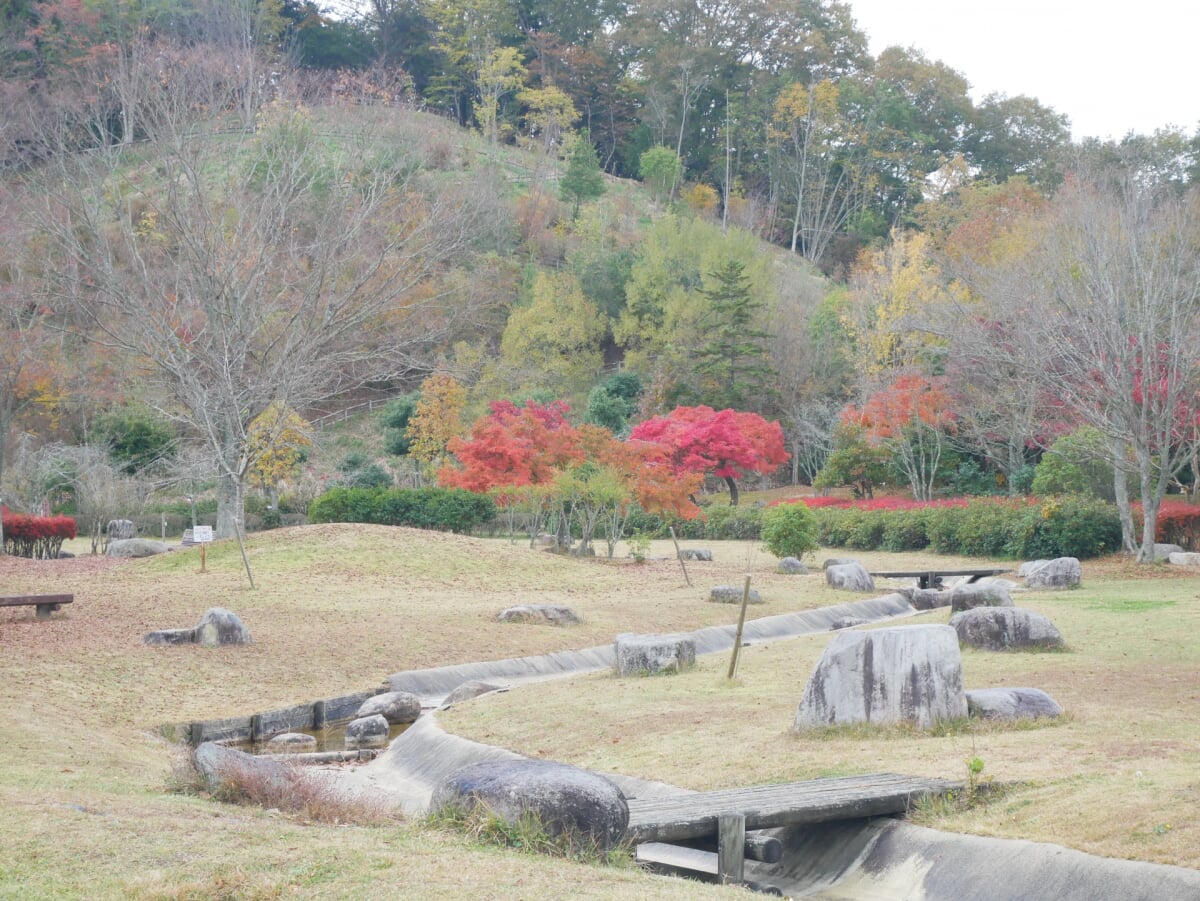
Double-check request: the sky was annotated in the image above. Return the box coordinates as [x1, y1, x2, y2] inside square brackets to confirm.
[846, 0, 1200, 142]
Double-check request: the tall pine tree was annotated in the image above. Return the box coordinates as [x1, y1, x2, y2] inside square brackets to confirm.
[693, 260, 775, 411]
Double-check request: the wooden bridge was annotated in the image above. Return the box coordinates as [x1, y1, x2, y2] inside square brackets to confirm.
[628, 772, 960, 886]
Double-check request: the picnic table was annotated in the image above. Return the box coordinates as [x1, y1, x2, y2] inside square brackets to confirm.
[868, 568, 1010, 590]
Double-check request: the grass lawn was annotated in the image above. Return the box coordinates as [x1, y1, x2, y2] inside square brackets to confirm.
[2, 524, 1198, 897]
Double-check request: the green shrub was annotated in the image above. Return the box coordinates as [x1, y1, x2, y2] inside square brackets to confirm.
[879, 509, 931, 551]
[701, 505, 763, 540]
[1015, 496, 1122, 560]
[308, 487, 495, 534]
[761, 503, 819, 559]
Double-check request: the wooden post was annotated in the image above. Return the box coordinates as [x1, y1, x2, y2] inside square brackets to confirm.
[727, 574, 752, 680]
[717, 813, 746, 884]
[668, 526, 692, 587]
[249, 714, 264, 744]
[311, 700, 327, 730]
[199, 543, 207, 573]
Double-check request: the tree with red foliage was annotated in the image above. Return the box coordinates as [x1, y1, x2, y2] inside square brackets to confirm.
[628, 406, 789, 506]
[439, 400, 584, 493]
[847, 374, 957, 501]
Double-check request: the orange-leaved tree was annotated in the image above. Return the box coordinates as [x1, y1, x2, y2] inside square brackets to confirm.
[847, 374, 957, 501]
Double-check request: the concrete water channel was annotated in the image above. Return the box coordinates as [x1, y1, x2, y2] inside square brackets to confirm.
[190, 592, 1200, 899]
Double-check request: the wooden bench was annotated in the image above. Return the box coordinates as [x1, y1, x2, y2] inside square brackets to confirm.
[869, 568, 1011, 590]
[0, 593, 74, 620]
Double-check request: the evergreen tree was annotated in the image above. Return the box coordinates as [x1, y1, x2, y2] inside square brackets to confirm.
[559, 133, 606, 217]
[693, 260, 775, 410]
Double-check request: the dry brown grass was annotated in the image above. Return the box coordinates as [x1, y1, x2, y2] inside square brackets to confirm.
[3, 524, 1198, 896]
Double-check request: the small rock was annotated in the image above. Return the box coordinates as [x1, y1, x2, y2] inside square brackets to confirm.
[357, 690, 421, 724]
[496, 604, 582, 626]
[709, 585, 764, 604]
[344, 714, 390, 750]
[194, 608, 252, 647]
[776, 557, 808, 574]
[143, 628, 196, 646]
[831, 617, 868, 630]
[966, 687, 1063, 721]
[678, 548, 713, 561]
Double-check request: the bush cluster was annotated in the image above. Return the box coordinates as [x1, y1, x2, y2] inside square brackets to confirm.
[307, 487, 495, 534]
[615, 504, 764, 541]
[808, 495, 1120, 560]
[2, 511, 78, 558]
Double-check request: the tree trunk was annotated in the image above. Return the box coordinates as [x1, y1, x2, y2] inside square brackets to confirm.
[216, 470, 242, 540]
[725, 475, 740, 507]
[1110, 437, 1136, 555]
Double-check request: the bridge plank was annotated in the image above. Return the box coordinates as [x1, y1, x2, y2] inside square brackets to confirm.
[625, 773, 959, 844]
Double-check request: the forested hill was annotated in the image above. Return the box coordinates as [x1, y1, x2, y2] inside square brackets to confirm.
[3, 0, 1200, 564]
[6, 0, 1197, 273]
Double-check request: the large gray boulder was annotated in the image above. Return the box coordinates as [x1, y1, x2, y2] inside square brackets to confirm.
[966, 687, 1064, 721]
[1017, 560, 1049, 578]
[431, 759, 629, 852]
[709, 584, 763, 604]
[825, 562, 875, 592]
[951, 607, 1065, 651]
[194, 608, 252, 647]
[899, 587, 948, 611]
[496, 604, 582, 626]
[357, 691, 422, 725]
[107, 538, 171, 558]
[794, 624, 967, 730]
[1153, 543, 1184, 561]
[1025, 557, 1082, 590]
[344, 714, 390, 750]
[193, 741, 290, 794]
[949, 582, 1014, 614]
[106, 519, 136, 541]
[615, 632, 696, 676]
[776, 556, 808, 575]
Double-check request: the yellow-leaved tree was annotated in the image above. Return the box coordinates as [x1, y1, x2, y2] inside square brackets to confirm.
[406, 373, 468, 476]
[246, 404, 312, 510]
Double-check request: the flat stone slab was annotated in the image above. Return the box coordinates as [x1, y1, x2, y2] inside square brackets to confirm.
[1167, 552, 1200, 566]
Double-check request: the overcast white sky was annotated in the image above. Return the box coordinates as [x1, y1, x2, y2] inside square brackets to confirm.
[847, 0, 1200, 141]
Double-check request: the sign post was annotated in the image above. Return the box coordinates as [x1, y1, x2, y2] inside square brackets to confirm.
[193, 525, 214, 572]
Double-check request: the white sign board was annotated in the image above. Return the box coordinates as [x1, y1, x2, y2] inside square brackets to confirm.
[193, 525, 214, 543]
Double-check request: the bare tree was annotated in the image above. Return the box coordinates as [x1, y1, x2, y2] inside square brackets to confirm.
[1035, 172, 1200, 561]
[25, 61, 499, 583]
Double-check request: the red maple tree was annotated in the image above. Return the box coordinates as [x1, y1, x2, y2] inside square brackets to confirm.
[628, 405, 789, 506]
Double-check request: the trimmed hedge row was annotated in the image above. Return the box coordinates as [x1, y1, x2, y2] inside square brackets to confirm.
[307, 487, 495, 534]
[809, 495, 1121, 560]
[2, 511, 78, 559]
